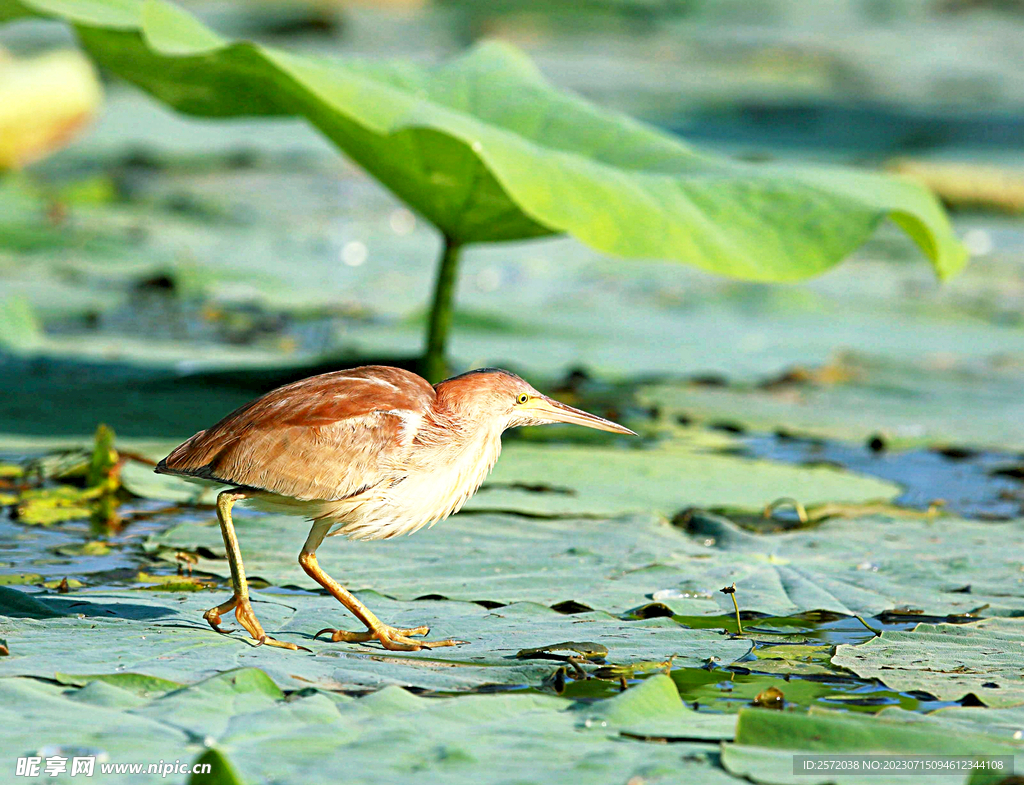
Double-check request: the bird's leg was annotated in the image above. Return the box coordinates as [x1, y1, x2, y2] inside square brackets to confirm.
[204, 488, 304, 651]
[298, 521, 464, 652]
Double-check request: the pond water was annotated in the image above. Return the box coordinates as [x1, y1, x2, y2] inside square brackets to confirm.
[745, 434, 1024, 520]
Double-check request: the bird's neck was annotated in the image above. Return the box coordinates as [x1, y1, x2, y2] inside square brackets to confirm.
[418, 405, 505, 461]
[409, 407, 505, 520]
[420, 405, 504, 477]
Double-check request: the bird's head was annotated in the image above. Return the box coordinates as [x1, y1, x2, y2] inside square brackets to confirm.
[434, 368, 635, 435]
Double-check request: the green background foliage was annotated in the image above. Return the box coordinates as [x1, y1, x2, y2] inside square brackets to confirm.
[3, 0, 966, 279]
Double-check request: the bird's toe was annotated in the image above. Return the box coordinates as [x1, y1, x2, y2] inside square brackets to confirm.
[393, 624, 430, 637]
[413, 637, 467, 649]
[376, 635, 424, 652]
[255, 634, 310, 652]
[380, 633, 466, 651]
[314, 627, 374, 643]
[312, 623, 463, 650]
[203, 594, 241, 634]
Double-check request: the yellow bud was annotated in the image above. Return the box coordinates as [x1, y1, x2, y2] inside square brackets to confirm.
[0, 49, 103, 170]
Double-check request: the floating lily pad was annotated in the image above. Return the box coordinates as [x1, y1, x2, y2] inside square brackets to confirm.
[0, 588, 752, 692]
[576, 673, 737, 740]
[590, 657, 676, 681]
[54, 671, 184, 696]
[150, 503, 1024, 621]
[833, 618, 1024, 708]
[721, 706, 1023, 785]
[0, 678, 183, 769]
[0, 573, 43, 586]
[0, 669, 739, 785]
[134, 571, 213, 591]
[55, 540, 112, 557]
[668, 511, 1024, 618]
[746, 643, 837, 676]
[476, 442, 899, 517]
[15, 485, 99, 525]
[0, 461, 25, 478]
[641, 353, 1024, 451]
[0, 586, 66, 618]
[41, 577, 85, 590]
[876, 703, 1024, 748]
[146, 510, 727, 613]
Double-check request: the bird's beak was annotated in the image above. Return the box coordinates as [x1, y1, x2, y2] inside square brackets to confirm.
[522, 396, 637, 435]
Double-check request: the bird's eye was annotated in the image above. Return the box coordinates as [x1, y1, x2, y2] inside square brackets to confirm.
[516, 393, 530, 405]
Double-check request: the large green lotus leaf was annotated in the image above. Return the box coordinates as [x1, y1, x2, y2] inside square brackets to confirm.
[145, 510, 718, 614]
[577, 673, 736, 740]
[833, 618, 1024, 708]
[3, 0, 965, 281]
[122, 460, 217, 505]
[876, 704, 1024, 750]
[732, 705, 1022, 754]
[56, 671, 185, 698]
[130, 440, 899, 517]
[0, 677, 193, 781]
[147, 511, 719, 612]
[149, 506, 1024, 619]
[0, 588, 752, 691]
[640, 353, 1024, 451]
[0, 671, 739, 785]
[670, 511, 1024, 618]
[874, 706, 1024, 785]
[721, 706, 1023, 785]
[471, 442, 899, 517]
[0, 586, 67, 618]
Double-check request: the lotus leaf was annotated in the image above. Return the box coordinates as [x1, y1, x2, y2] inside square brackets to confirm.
[0, 587, 752, 691]
[0, 670, 743, 784]
[833, 618, 1024, 708]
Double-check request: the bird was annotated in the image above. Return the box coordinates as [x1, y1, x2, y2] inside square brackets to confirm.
[156, 365, 635, 652]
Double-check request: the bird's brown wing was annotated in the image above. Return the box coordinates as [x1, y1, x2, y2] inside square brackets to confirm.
[156, 366, 434, 501]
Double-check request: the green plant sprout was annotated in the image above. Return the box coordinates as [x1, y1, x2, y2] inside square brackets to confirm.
[763, 497, 809, 525]
[721, 583, 743, 635]
[854, 615, 882, 637]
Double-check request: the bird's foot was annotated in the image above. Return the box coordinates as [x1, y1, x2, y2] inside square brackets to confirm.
[314, 623, 465, 651]
[203, 595, 240, 635]
[203, 593, 308, 652]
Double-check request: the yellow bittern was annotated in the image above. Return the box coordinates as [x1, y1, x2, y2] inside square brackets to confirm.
[157, 366, 634, 651]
